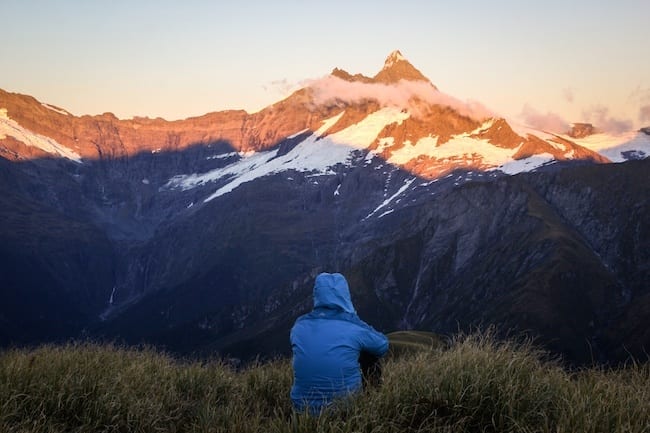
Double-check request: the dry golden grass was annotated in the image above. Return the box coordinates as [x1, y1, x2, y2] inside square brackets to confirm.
[1, 333, 648, 432]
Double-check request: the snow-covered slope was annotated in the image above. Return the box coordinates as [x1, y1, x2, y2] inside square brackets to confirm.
[569, 131, 650, 162]
[0, 108, 82, 163]
[165, 107, 410, 201]
[162, 104, 649, 202]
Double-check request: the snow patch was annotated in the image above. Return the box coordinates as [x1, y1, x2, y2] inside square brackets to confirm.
[0, 108, 82, 162]
[41, 103, 69, 116]
[365, 177, 416, 219]
[384, 50, 407, 67]
[388, 133, 518, 167]
[287, 128, 310, 139]
[164, 108, 409, 201]
[207, 152, 238, 160]
[166, 149, 279, 192]
[507, 121, 559, 141]
[108, 286, 117, 305]
[495, 153, 555, 175]
[384, 118, 544, 171]
[468, 118, 496, 135]
[365, 137, 394, 163]
[570, 132, 650, 162]
[474, 120, 649, 164]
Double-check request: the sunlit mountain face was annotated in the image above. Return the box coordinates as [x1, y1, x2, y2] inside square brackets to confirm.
[1, 51, 649, 365]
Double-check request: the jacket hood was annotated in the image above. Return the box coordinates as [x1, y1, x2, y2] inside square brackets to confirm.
[313, 272, 356, 313]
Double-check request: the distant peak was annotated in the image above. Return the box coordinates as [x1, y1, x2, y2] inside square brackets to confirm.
[330, 67, 374, 83]
[384, 50, 407, 68]
[374, 50, 431, 85]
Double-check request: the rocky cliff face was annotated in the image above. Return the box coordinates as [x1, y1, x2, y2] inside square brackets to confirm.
[1, 52, 649, 364]
[0, 87, 333, 160]
[94, 158, 649, 365]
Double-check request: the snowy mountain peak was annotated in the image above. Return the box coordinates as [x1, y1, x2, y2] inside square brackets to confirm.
[383, 50, 407, 68]
[374, 50, 430, 84]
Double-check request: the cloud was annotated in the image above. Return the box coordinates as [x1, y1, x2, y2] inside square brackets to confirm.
[582, 106, 633, 134]
[626, 87, 650, 126]
[305, 75, 493, 121]
[640, 105, 650, 124]
[262, 79, 300, 99]
[519, 105, 570, 133]
[643, 90, 650, 103]
[636, 88, 650, 125]
[628, 86, 650, 103]
[563, 88, 574, 103]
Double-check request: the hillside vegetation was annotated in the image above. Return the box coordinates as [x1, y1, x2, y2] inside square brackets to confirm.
[1, 332, 649, 433]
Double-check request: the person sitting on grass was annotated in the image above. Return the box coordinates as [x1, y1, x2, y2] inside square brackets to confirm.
[290, 272, 389, 414]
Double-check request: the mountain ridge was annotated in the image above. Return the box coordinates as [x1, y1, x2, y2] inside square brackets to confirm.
[2, 48, 648, 186]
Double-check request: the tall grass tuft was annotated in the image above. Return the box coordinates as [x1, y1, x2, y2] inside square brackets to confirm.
[1, 334, 649, 433]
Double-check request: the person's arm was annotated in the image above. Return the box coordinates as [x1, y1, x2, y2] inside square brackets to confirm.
[356, 323, 389, 357]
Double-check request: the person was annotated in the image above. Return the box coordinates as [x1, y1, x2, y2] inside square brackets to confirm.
[290, 272, 389, 414]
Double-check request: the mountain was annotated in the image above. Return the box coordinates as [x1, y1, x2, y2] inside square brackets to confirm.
[1, 51, 649, 364]
[373, 49, 432, 83]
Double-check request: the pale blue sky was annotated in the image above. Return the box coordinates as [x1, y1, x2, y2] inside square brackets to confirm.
[2, 0, 649, 129]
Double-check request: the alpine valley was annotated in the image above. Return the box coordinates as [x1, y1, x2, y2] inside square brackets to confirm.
[1, 51, 649, 365]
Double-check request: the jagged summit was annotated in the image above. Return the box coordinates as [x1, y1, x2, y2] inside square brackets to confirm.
[330, 67, 374, 83]
[373, 50, 431, 85]
[328, 50, 433, 86]
[383, 50, 407, 68]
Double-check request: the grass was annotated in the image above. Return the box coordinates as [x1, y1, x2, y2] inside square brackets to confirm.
[1, 332, 649, 433]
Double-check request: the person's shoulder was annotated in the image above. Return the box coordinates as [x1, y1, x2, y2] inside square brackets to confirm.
[341, 313, 387, 338]
[337, 312, 378, 331]
[293, 309, 336, 325]
[293, 312, 315, 325]
[293, 309, 377, 330]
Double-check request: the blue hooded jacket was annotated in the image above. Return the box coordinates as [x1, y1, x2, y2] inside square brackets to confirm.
[290, 273, 389, 413]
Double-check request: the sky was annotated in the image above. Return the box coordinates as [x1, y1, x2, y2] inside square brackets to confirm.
[2, 0, 650, 131]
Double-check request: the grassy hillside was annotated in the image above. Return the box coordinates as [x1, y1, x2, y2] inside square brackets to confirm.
[1, 332, 649, 433]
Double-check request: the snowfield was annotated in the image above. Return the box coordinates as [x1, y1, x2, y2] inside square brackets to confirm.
[165, 107, 410, 202]
[161, 108, 650, 203]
